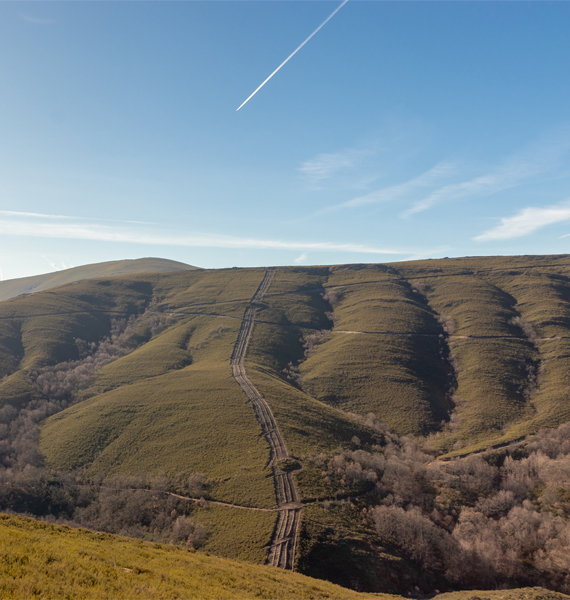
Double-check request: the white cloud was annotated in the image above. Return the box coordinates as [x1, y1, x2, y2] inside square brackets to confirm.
[403, 127, 570, 217]
[474, 200, 570, 241]
[337, 162, 456, 211]
[299, 148, 370, 183]
[0, 214, 406, 256]
[294, 252, 309, 264]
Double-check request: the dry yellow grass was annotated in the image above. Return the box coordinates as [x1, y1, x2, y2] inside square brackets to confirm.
[0, 514, 397, 600]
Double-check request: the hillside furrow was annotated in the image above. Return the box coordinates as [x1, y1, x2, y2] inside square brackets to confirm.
[230, 269, 302, 571]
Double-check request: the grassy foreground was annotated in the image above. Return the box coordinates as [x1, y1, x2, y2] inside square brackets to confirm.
[434, 592, 570, 600]
[0, 514, 395, 600]
[1, 514, 566, 600]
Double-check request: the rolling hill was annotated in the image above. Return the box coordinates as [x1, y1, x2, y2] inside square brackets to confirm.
[0, 257, 199, 302]
[2, 254, 570, 596]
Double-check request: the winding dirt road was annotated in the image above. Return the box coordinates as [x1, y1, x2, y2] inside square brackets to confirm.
[230, 269, 302, 571]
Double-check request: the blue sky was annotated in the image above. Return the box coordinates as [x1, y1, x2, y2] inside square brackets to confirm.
[1, 1, 570, 279]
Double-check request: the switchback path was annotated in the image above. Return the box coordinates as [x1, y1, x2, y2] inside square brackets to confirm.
[230, 269, 302, 571]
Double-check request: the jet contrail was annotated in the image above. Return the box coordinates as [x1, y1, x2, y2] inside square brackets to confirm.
[236, 0, 349, 112]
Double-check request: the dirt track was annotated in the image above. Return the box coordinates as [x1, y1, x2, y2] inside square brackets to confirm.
[230, 269, 302, 571]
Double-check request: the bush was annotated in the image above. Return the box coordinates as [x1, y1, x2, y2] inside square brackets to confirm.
[309, 420, 570, 593]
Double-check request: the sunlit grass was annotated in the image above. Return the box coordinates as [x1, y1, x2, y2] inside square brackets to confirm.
[0, 514, 396, 600]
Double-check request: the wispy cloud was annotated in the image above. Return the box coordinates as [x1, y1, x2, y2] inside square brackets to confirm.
[314, 126, 570, 219]
[403, 160, 543, 218]
[403, 127, 570, 218]
[0, 213, 407, 256]
[341, 162, 456, 210]
[0, 210, 151, 225]
[300, 150, 361, 182]
[294, 252, 309, 264]
[0, 210, 77, 220]
[474, 200, 570, 241]
[20, 14, 57, 25]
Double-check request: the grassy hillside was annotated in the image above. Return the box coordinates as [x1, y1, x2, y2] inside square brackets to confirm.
[36, 272, 277, 509]
[3, 255, 570, 595]
[1, 514, 565, 600]
[0, 277, 154, 407]
[400, 256, 570, 455]
[10, 255, 570, 459]
[0, 514, 388, 600]
[0, 257, 199, 302]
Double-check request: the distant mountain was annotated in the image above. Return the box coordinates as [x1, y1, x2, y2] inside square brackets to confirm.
[0, 257, 200, 302]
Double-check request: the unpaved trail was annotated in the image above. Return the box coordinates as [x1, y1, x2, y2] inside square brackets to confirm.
[332, 330, 565, 342]
[230, 269, 302, 571]
[167, 492, 278, 512]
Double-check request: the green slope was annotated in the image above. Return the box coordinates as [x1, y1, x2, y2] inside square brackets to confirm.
[36, 271, 276, 509]
[2, 253, 570, 484]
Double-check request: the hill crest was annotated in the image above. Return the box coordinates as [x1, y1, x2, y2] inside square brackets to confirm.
[0, 257, 200, 302]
